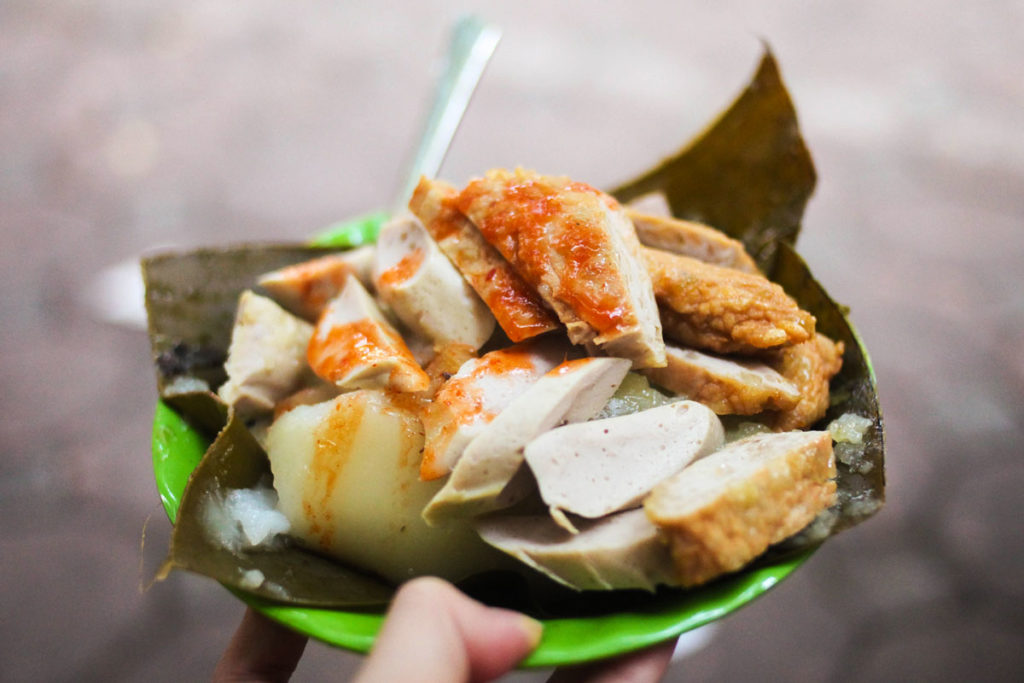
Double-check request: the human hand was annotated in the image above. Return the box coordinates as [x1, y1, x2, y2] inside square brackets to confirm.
[352, 576, 542, 682]
[213, 605, 308, 682]
[214, 576, 675, 682]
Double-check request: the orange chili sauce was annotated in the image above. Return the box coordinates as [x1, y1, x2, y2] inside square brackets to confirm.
[458, 174, 630, 336]
[267, 254, 354, 317]
[307, 318, 429, 392]
[377, 248, 425, 290]
[418, 343, 543, 480]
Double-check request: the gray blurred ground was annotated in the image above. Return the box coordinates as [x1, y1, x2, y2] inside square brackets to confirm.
[2, 2, 1023, 681]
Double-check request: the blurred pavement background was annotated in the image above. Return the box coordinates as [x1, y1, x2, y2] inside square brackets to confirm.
[2, 1, 1023, 680]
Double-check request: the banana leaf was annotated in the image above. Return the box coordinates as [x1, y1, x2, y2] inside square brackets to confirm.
[143, 245, 341, 435]
[612, 49, 816, 273]
[145, 48, 883, 612]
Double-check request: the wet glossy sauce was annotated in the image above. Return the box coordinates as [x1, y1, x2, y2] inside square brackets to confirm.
[377, 248, 425, 290]
[419, 343, 547, 479]
[305, 394, 364, 549]
[553, 357, 594, 375]
[265, 254, 353, 317]
[478, 264, 559, 342]
[422, 192, 558, 342]
[549, 221, 627, 332]
[459, 173, 631, 336]
[307, 318, 429, 391]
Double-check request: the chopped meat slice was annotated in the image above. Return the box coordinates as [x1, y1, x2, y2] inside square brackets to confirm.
[625, 191, 672, 217]
[217, 291, 315, 418]
[643, 247, 815, 354]
[372, 214, 495, 349]
[258, 248, 375, 321]
[643, 344, 800, 415]
[525, 400, 723, 529]
[626, 209, 760, 274]
[333, 245, 376, 290]
[409, 177, 559, 342]
[457, 168, 666, 368]
[476, 508, 677, 592]
[421, 342, 478, 396]
[645, 430, 837, 587]
[307, 275, 430, 393]
[419, 336, 572, 481]
[423, 357, 631, 526]
[768, 333, 845, 431]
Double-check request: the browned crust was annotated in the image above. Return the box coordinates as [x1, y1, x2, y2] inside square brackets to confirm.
[645, 432, 836, 587]
[644, 247, 815, 354]
[768, 333, 845, 431]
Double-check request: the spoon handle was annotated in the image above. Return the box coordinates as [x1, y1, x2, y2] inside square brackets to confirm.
[391, 15, 501, 214]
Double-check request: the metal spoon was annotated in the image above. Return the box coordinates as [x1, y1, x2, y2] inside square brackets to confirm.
[391, 15, 501, 214]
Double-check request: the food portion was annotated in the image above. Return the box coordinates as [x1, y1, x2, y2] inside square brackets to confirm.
[217, 291, 316, 418]
[644, 247, 815, 354]
[643, 344, 801, 415]
[372, 214, 495, 349]
[457, 168, 666, 368]
[477, 508, 677, 591]
[768, 332, 845, 431]
[147, 50, 883, 615]
[646, 430, 837, 587]
[266, 389, 508, 584]
[409, 177, 560, 342]
[423, 357, 632, 525]
[258, 252, 363, 321]
[418, 337, 569, 480]
[524, 400, 724, 527]
[196, 164, 856, 594]
[627, 209, 760, 274]
[306, 275, 431, 393]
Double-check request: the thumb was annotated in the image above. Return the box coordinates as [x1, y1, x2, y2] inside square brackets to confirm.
[213, 607, 308, 682]
[353, 577, 543, 683]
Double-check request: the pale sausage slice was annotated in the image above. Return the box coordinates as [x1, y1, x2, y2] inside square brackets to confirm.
[217, 291, 315, 418]
[418, 336, 572, 481]
[524, 400, 724, 528]
[643, 344, 800, 415]
[422, 357, 631, 525]
[306, 275, 430, 393]
[645, 430, 837, 587]
[475, 508, 677, 591]
[372, 214, 495, 350]
[257, 247, 375, 321]
[626, 209, 760, 274]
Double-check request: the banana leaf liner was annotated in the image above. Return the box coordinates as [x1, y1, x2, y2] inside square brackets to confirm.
[613, 48, 815, 273]
[144, 49, 884, 611]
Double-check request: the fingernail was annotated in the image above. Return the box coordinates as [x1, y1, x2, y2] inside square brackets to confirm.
[520, 616, 544, 649]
